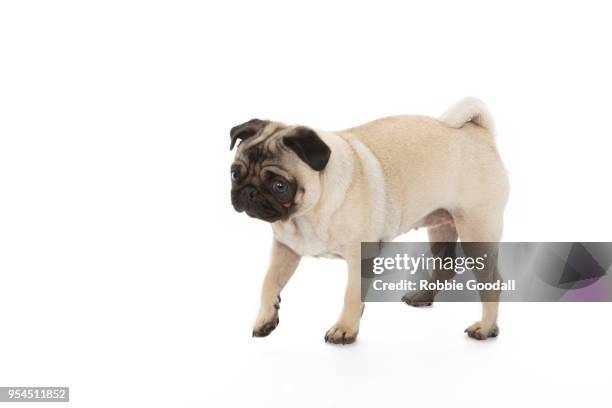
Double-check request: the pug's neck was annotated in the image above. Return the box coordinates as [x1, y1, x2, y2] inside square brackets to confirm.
[271, 130, 355, 258]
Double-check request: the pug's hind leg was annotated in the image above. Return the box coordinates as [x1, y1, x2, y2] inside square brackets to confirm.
[325, 253, 363, 345]
[455, 211, 503, 340]
[402, 223, 458, 307]
[252, 240, 300, 338]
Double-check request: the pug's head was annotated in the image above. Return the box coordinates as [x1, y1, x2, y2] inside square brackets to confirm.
[229, 119, 331, 223]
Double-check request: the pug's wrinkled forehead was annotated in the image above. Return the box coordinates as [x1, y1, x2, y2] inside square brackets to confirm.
[229, 119, 331, 171]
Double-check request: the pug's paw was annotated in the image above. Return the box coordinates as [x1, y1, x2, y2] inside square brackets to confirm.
[252, 311, 279, 337]
[252, 297, 281, 338]
[464, 321, 499, 340]
[401, 290, 434, 307]
[324, 322, 358, 345]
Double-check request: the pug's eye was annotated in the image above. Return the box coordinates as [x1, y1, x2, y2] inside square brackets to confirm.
[273, 180, 288, 193]
[231, 169, 240, 182]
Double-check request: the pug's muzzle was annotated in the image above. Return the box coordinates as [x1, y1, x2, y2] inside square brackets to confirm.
[231, 185, 284, 222]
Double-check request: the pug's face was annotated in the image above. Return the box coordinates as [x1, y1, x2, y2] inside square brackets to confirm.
[229, 119, 331, 223]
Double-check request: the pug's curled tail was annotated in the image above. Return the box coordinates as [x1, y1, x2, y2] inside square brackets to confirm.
[439, 97, 495, 134]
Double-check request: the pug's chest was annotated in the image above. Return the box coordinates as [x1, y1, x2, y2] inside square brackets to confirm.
[272, 218, 341, 258]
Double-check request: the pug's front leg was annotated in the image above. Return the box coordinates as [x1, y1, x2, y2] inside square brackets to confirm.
[252, 240, 300, 338]
[325, 255, 363, 345]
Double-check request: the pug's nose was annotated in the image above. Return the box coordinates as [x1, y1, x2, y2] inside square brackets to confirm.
[242, 186, 258, 202]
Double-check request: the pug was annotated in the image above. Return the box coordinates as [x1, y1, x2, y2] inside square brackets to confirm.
[230, 97, 509, 344]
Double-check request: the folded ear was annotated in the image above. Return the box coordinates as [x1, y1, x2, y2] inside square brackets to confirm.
[282, 127, 331, 171]
[230, 119, 268, 150]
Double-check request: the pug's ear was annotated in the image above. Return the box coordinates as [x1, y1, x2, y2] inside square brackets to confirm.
[230, 119, 268, 150]
[282, 127, 331, 171]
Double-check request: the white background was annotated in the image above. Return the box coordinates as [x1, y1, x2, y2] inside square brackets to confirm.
[1, 1, 611, 407]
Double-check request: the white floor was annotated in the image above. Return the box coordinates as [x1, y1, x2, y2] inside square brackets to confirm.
[3, 237, 610, 408]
